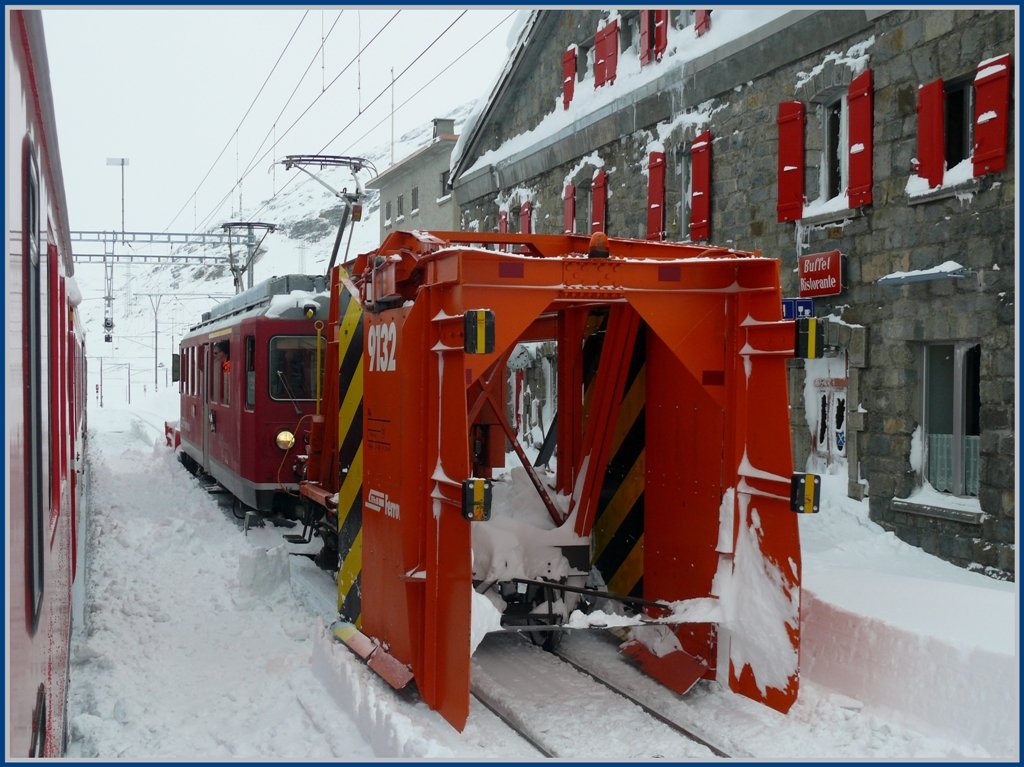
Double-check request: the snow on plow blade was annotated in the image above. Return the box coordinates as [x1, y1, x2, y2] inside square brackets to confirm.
[331, 621, 414, 690]
[620, 640, 708, 696]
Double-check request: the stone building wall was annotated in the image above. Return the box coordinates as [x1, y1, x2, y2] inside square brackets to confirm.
[452, 9, 1015, 577]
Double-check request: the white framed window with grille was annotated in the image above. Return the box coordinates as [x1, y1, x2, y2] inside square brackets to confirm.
[923, 342, 981, 497]
[678, 150, 691, 241]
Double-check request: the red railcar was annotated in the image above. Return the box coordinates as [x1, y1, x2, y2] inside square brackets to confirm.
[176, 275, 330, 522]
[7, 9, 89, 757]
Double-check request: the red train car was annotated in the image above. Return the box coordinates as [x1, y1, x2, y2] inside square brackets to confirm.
[7, 9, 89, 757]
[176, 275, 330, 523]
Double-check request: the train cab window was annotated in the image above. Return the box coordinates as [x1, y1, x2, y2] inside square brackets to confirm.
[212, 341, 230, 405]
[245, 335, 256, 409]
[23, 136, 44, 631]
[270, 336, 320, 400]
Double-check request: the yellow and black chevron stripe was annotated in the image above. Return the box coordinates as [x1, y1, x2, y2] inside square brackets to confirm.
[592, 325, 646, 599]
[335, 287, 364, 625]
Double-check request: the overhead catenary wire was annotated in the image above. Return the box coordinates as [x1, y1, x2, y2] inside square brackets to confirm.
[337, 11, 514, 159]
[193, 11, 402, 232]
[244, 10, 484, 224]
[236, 11, 346, 197]
[163, 10, 310, 233]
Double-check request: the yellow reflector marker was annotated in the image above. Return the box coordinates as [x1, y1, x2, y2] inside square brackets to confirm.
[795, 317, 827, 359]
[790, 473, 821, 513]
[461, 478, 492, 521]
[463, 310, 495, 354]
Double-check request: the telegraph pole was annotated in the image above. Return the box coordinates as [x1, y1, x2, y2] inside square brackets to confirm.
[221, 222, 276, 293]
[148, 294, 162, 389]
[105, 157, 128, 241]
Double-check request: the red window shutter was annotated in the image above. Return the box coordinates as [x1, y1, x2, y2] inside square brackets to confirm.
[916, 78, 945, 188]
[595, 20, 618, 87]
[653, 11, 668, 60]
[973, 53, 1012, 177]
[847, 69, 874, 208]
[640, 12, 652, 67]
[563, 184, 576, 234]
[520, 200, 532, 234]
[594, 26, 608, 87]
[498, 210, 508, 233]
[646, 151, 666, 240]
[777, 101, 805, 222]
[605, 20, 619, 84]
[562, 49, 577, 110]
[689, 132, 711, 241]
[592, 170, 607, 233]
[695, 10, 711, 37]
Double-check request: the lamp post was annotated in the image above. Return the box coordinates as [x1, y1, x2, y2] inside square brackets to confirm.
[105, 157, 129, 241]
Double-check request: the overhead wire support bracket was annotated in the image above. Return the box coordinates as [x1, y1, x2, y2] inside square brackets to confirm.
[278, 154, 376, 275]
[222, 221, 277, 293]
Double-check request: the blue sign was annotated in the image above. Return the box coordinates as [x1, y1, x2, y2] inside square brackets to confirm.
[795, 298, 815, 317]
[782, 298, 815, 319]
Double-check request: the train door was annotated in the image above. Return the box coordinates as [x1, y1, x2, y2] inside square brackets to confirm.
[807, 351, 848, 469]
[201, 343, 210, 469]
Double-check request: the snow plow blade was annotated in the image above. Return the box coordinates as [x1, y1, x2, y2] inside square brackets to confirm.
[331, 621, 414, 690]
[620, 639, 708, 696]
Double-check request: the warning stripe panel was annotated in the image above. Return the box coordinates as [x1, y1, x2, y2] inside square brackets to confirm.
[335, 285, 364, 626]
[593, 449, 644, 562]
[593, 325, 646, 599]
[606, 534, 644, 597]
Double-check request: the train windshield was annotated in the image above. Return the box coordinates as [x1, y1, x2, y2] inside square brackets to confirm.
[269, 336, 320, 401]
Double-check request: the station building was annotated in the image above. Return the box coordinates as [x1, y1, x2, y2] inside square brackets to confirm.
[446, 9, 1016, 578]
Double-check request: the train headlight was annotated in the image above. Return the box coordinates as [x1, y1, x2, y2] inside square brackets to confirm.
[275, 430, 296, 450]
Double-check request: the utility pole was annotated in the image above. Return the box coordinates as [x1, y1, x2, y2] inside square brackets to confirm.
[390, 68, 395, 165]
[222, 222, 276, 293]
[106, 157, 129, 241]
[148, 294, 162, 389]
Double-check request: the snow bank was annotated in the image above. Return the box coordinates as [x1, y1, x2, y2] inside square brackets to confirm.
[801, 590, 1016, 756]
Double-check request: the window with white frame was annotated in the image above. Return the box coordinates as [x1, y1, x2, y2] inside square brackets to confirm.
[574, 182, 592, 235]
[822, 93, 849, 201]
[411, 186, 419, 213]
[679, 151, 692, 240]
[924, 343, 981, 497]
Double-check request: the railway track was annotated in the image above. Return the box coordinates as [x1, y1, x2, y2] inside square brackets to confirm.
[470, 632, 737, 759]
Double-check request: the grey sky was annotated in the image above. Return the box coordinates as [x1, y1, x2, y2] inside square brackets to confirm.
[41, 7, 518, 235]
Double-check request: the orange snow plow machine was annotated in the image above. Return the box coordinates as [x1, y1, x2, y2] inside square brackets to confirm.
[298, 230, 823, 732]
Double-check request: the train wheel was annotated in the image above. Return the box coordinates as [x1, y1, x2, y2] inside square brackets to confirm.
[231, 496, 248, 520]
[526, 617, 564, 652]
[178, 451, 198, 476]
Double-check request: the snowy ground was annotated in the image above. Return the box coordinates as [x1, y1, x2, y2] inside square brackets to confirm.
[66, 386, 1018, 760]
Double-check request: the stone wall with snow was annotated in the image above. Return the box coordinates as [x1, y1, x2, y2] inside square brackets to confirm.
[450, 9, 1015, 578]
